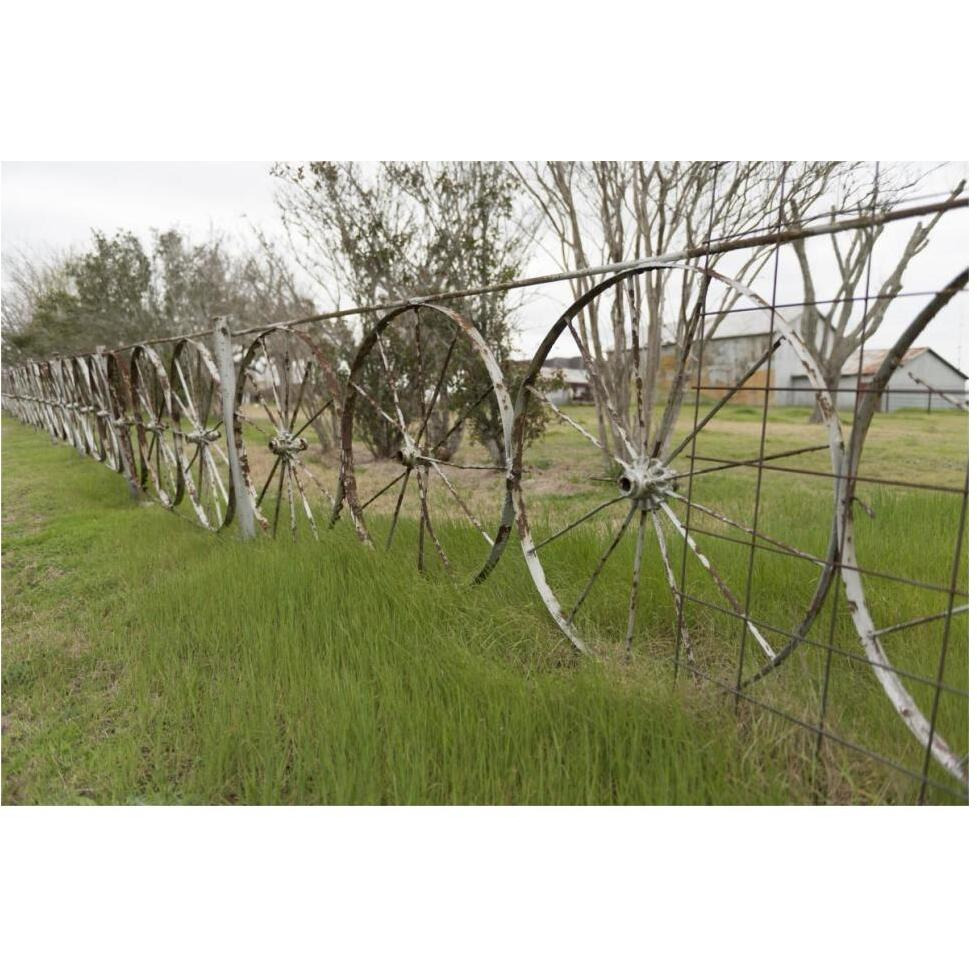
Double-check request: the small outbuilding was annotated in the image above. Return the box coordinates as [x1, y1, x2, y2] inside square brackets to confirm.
[539, 366, 593, 406]
[787, 347, 968, 412]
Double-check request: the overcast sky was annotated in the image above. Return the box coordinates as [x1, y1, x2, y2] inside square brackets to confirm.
[1, 161, 968, 370]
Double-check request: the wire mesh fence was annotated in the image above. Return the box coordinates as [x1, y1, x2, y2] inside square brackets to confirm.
[1, 178, 969, 804]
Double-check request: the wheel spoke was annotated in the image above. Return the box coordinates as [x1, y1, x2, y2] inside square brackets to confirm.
[567, 504, 637, 624]
[282, 343, 292, 428]
[173, 357, 197, 423]
[284, 461, 298, 539]
[259, 338, 287, 425]
[428, 460, 493, 545]
[427, 384, 493, 456]
[660, 503, 774, 661]
[272, 459, 287, 535]
[292, 457, 336, 508]
[675, 443, 830, 480]
[531, 496, 626, 554]
[375, 333, 408, 432]
[289, 360, 313, 431]
[664, 338, 783, 465]
[870, 604, 968, 639]
[417, 456, 505, 472]
[624, 276, 647, 454]
[625, 509, 648, 658]
[385, 471, 411, 550]
[417, 325, 459, 443]
[667, 491, 822, 565]
[362, 470, 409, 511]
[252, 388, 282, 433]
[205, 448, 229, 505]
[567, 321, 636, 462]
[288, 460, 319, 540]
[256, 456, 282, 508]
[526, 384, 622, 466]
[651, 511, 693, 663]
[293, 397, 334, 439]
[416, 468, 450, 569]
[350, 380, 403, 433]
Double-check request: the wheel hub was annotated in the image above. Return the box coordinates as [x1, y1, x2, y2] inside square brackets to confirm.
[185, 427, 221, 446]
[617, 458, 677, 511]
[395, 439, 427, 469]
[268, 431, 308, 457]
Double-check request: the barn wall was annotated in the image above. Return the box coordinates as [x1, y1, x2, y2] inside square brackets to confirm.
[652, 335, 775, 406]
[886, 355, 968, 411]
[785, 354, 967, 413]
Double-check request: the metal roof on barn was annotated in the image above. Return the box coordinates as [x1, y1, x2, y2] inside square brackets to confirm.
[840, 347, 968, 380]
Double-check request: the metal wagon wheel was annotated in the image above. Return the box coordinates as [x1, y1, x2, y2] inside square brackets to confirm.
[45, 359, 75, 445]
[4, 367, 34, 426]
[36, 361, 68, 442]
[169, 339, 233, 531]
[70, 356, 103, 459]
[57, 356, 89, 454]
[337, 302, 513, 582]
[129, 345, 183, 507]
[105, 351, 141, 489]
[233, 326, 342, 539]
[506, 261, 845, 676]
[88, 351, 125, 473]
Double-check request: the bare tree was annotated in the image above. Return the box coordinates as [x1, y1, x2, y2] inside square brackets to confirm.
[512, 161, 842, 460]
[789, 164, 966, 416]
[1, 229, 317, 363]
[272, 161, 540, 462]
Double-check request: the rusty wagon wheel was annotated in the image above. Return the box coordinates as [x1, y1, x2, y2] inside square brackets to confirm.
[169, 339, 233, 531]
[47, 359, 78, 447]
[3, 366, 36, 427]
[337, 302, 514, 583]
[58, 356, 89, 455]
[69, 356, 104, 459]
[37, 361, 69, 442]
[89, 352, 126, 474]
[130, 345, 183, 508]
[505, 261, 845, 680]
[233, 326, 342, 539]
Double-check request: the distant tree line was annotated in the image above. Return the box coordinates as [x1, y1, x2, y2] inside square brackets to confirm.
[1, 228, 316, 362]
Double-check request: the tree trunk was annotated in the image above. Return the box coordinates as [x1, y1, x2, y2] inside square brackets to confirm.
[808, 364, 840, 423]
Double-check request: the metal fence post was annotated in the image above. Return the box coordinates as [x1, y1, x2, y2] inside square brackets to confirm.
[212, 316, 257, 539]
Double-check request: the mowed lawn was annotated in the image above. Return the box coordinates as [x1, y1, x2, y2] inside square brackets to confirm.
[0, 404, 968, 804]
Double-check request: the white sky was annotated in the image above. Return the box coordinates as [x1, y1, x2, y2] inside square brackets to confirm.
[0, 161, 969, 371]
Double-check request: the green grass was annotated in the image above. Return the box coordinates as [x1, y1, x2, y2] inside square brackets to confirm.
[1, 406, 967, 805]
[2, 417, 812, 804]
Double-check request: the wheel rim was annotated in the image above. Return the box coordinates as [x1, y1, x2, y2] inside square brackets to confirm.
[170, 339, 232, 531]
[129, 345, 182, 508]
[233, 327, 342, 540]
[339, 303, 514, 583]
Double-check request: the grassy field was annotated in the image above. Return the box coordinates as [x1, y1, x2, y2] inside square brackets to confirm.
[1, 403, 968, 804]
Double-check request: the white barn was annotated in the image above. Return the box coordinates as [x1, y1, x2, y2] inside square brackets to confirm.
[786, 346, 968, 412]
